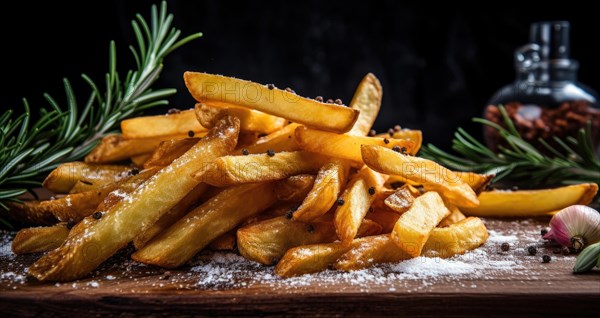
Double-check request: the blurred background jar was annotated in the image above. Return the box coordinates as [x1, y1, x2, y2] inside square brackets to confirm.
[485, 21, 600, 154]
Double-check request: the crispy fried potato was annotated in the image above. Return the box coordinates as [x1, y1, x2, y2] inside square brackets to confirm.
[335, 234, 409, 271]
[43, 162, 131, 194]
[456, 172, 494, 194]
[193, 151, 328, 187]
[438, 204, 466, 227]
[377, 129, 423, 153]
[391, 191, 450, 257]
[383, 185, 415, 214]
[132, 182, 277, 268]
[233, 123, 300, 155]
[236, 132, 260, 150]
[143, 138, 199, 169]
[29, 116, 240, 281]
[292, 159, 351, 222]
[361, 145, 479, 208]
[275, 241, 353, 277]
[275, 174, 316, 202]
[422, 217, 488, 258]
[184, 72, 359, 133]
[130, 153, 152, 167]
[365, 209, 401, 233]
[334, 167, 387, 244]
[195, 103, 286, 134]
[208, 230, 236, 251]
[295, 126, 417, 164]
[133, 183, 208, 249]
[462, 183, 598, 217]
[348, 73, 382, 135]
[120, 109, 207, 139]
[12, 223, 70, 254]
[85, 134, 187, 164]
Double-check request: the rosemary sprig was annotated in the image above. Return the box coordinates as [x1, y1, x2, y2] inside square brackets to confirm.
[0, 1, 201, 227]
[420, 106, 600, 189]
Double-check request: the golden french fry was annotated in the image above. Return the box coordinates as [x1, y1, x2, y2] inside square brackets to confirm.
[275, 174, 316, 202]
[120, 109, 207, 139]
[184, 72, 359, 133]
[195, 103, 286, 134]
[348, 73, 382, 136]
[85, 134, 188, 164]
[130, 153, 152, 167]
[275, 241, 353, 277]
[361, 145, 479, 208]
[383, 185, 415, 214]
[143, 138, 199, 169]
[12, 223, 70, 254]
[236, 132, 260, 150]
[132, 182, 277, 268]
[456, 172, 494, 194]
[208, 230, 236, 251]
[438, 204, 466, 227]
[193, 151, 328, 187]
[29, 116, 240, 281]
[295, 126, 417, 164]
[133, 183, 208, 249]
[422, 217, 489, 258]
[365, 209, 401, 233]
[43, 162, 130, 194]
[391, 191, 450, 257]
[377, 129, 423, 154]
[292, 159, 351, 222]
[233, 123, 300, 155]
[462, 183, 598, 217]
[334, 167, 387, 244]
[335, 234, 409, 271]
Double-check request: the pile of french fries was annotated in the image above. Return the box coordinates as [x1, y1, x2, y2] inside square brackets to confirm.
[9, 72, 598, 281]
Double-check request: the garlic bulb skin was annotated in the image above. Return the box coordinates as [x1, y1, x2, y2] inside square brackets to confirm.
[543, 205, 600, 250]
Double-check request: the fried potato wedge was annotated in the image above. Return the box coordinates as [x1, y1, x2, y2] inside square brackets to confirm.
[295, 126, 417, 164]
[334, 167, 387, 243]
[275, 241, 353, 277]
[422, 217, 489, 258]
[132, 182, 277, 268]
[365, 209, 401, 233]
[293, 159, 351, 222]
[184, 72, 359, 133]
[195, 103, 286, 134]
[43, 162, 131, 194]
[383, 185, 415, 214]
[275, 174, 316, 202]
[335, 234, 409, 271]
[133, 183, 208, 249]
[12, 223, 70, 254]
[143, 138, 199, 169]
[438, 204, 467, 227]
[233, 123, 300, 155]
[462, 183, 598, 217]
[377, 129, 423, 153]
[348, 73, 382, 135]
[362, 145, 479, 208]
[85, 134, 187, 164]
[120, 109, 207, 139]
[193, 151, 328, 187]
[391, 191, 450, 257]
[29, 116, 240, 281]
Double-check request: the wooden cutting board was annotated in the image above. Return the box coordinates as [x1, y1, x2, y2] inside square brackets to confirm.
[0, 218, 598, 317]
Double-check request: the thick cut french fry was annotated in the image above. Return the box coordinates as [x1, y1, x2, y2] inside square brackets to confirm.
[275, 241, 353, 277]
[133, 183, 208, 249]
[12, 223, 70, 254]
[391, 191, 450, 257]
[43, 162, 130, 194]
[438, 204, 466, 227]
[233, 123, 300, 155]
[377, 130, 423, 154]
[334, 167, 387, 244]
[28, 116, 240, 281]
[383, 185, 415, 214]
[120, 109, 207, 139]
[208, 230, 236, 251]
[195, 103, 286, 134]
[143, 138, 199, 169]
[462, 183, 598, 217]
[348, 73, 382, 136]
[292, 159, 351, 222]
[184, 72, 359, 133]
[361, 145, 479, 208]
[132, 182, 277, 268]
[422, 217, 489, 258]
[456, 172, 494, 194]
[295, 126, 417, 164]
[335, 234, 409, 271]
[85, 134, 188, 164]
[130, 153, 152, 167]
[193, 151, 328, 187]
[365, 209, 401, 233]
[275, 174, 316, 202]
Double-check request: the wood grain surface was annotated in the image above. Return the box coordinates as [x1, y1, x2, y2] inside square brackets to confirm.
[1, 218, 599, 317]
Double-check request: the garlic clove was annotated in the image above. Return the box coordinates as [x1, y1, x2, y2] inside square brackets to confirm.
[543, 205, 600, 251]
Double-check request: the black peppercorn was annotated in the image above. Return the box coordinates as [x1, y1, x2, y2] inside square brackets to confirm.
[541, 228, 548, 236]
[315, 96, 324, 102]
[167, 108, 181, 115]
[400, 147, 407, 154]
[336, 198, 345, 206]
[326, 99, 334, 103]
[130, 168, 139, 176]
[92, 211, 103, 220]
[383, 138, 390, 144]
[267, 84, 275, 90]
[390, 182, 403, 189]
[307, 224, 315, 233]
[392, 146, 402, 153]
[394, 125, 402, 131]
[285, 210, 294, 219]
[66, 221, 76, 230]
[501, 242, 510, 252]
[542, 255, 551, 263]
[388, 128, 395, 136]
[285, 87, 295, 94]
[527, 246, 537, 255]
[368, 207, 374, 213]
[368, 187, 376, 195]
[242, 149, 249, 155]
[266, 149, 275, 157]
[368, 129, 376, 137]
[334, 98, 343, 105]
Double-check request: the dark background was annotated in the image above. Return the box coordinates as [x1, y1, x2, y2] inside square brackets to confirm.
[2, 1, 598, 149]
